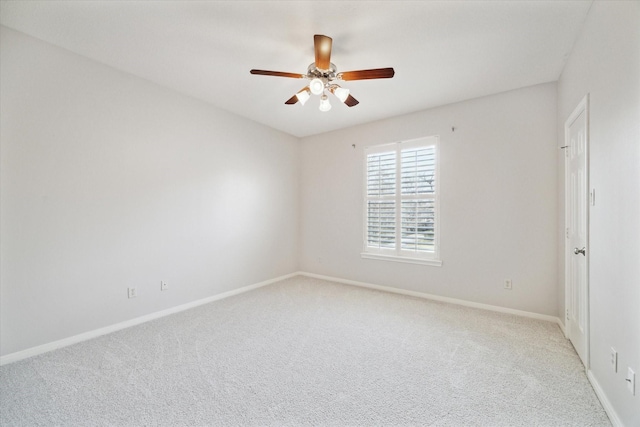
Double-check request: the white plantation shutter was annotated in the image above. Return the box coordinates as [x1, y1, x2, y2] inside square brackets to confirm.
[367, 151, 396, 197]
[367, 201, 395, 249]
[400, 146, 436, 253]
[401, 199, 435, 252]
[364, 137, 440, 264]
[366, 151, 396, 249]
[400, 146, 435, 196]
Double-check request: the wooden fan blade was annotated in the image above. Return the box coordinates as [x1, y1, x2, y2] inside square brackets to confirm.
[338, 68, 395, 81]
[314, 35, 333, 70]
[344, 94, 359, 107]
[284, 94, 299, 105]
[250, 69, 305, 79]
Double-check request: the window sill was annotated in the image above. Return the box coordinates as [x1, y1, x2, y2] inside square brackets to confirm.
[360, 252, 442, 267]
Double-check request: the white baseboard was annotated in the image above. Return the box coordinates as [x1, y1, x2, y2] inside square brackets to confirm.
[587, 370, 623, 427]
[4, 271, 620, 425]
[0, 272, 298, 366]
[0, 271, 566, 366]
[556, 317, 567, 336]
[298, 271, 561, 325]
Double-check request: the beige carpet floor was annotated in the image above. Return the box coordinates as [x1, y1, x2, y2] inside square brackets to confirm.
[0, 275, 610, 426]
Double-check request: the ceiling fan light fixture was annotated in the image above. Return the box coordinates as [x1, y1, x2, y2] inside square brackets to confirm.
[319, 94, 331, 112]
[309, 78, 325, 95]
[296, 88, 311, 105]
[250, 34, 395, 110]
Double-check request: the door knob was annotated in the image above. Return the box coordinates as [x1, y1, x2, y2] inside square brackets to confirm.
[574, 247, 586, 256]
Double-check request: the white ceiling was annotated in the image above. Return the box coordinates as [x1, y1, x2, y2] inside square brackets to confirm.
[0, 1, 592, 138]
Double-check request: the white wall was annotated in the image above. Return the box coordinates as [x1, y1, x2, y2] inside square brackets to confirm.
[299, 83, 558, 316]
[0, 27, 299, 357]
[557, 1, 640, 424]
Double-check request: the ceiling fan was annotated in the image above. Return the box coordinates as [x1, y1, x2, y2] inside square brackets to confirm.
[250, 35, 395, 112]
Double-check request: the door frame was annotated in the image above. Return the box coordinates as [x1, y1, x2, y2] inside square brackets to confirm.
[564, 94, 590, 368]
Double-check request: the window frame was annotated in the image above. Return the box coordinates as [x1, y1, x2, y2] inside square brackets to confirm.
[361, 136, 442, 267]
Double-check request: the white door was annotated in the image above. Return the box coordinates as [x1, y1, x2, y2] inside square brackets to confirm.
[565, 96, 589, 368]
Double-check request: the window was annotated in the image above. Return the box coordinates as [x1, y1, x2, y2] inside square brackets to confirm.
[362, 136, 441, 266]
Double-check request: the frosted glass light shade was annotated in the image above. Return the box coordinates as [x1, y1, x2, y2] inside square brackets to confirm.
[296, 89, 310, 105]
[309, 78, 325, 95]
[334, 87, 350, 103]
[319, 94, 331, 112]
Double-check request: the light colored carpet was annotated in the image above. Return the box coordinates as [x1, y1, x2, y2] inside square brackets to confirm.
[0, 276, 610, 426]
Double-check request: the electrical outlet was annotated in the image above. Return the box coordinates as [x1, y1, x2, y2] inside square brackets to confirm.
[504, 279, 512, 290]
[128, 287, 137, 299]
[610, 348, 617, 372]
[627, 368, 635, 395]
[160, 281, 168, 291]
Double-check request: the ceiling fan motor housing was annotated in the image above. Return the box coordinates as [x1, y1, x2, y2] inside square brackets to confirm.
[307, 62, 337, 92]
